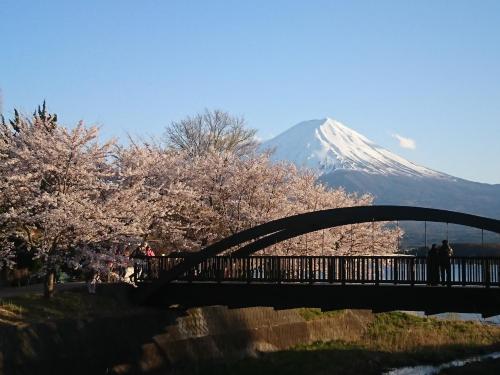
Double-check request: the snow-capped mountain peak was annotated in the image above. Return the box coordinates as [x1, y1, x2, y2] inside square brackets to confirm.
[262, 118, 445, 178]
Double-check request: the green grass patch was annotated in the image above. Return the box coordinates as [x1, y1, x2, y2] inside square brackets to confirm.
[296, 307, 344, 321]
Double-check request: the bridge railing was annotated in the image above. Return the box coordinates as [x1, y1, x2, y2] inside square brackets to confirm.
[134, 255, 500, 287]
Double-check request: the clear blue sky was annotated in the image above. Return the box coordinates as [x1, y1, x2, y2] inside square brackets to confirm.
[1, 1, 499, 183]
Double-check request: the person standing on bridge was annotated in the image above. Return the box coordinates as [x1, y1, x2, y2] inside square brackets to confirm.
[427, 244, 439, 285]
[438, 240, 454, 286]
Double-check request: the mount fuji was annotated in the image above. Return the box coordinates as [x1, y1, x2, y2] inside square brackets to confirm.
[262, 118, 500, 244]
[263, 118, 446, 178]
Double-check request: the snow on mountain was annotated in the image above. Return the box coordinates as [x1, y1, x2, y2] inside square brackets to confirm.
[262, 118, 446, 178]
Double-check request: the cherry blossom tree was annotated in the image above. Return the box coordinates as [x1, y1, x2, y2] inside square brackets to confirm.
[0, 108, 127, 297]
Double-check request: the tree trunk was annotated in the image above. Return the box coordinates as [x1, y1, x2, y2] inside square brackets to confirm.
[44, 270, 56, 299]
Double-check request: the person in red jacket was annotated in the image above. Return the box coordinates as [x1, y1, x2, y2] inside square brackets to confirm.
[145, 243, 155, 257]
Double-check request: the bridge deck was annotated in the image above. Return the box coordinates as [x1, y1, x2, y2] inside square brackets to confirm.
[134, 255, 500, 287]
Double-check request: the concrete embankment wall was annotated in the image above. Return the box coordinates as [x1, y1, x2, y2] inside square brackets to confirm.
[1, 305, 373, 375]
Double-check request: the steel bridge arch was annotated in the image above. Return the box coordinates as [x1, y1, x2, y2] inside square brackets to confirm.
[155, 205, 500, 287]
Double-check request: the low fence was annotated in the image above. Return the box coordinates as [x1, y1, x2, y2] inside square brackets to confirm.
[134, 255, 500, 287]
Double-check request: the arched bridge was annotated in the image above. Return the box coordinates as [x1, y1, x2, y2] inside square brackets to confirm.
[136, 205, 500, 316]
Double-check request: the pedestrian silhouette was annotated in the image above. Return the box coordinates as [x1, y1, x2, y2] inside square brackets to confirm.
[438, 239, 453, 286]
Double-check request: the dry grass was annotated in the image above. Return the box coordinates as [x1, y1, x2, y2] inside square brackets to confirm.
[0, 300, 26, 326]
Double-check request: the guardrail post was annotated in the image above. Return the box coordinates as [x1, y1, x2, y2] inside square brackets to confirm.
[362, 257, 365, 283]
[485, 259, 491, 288]
[276, 257, 281, 284]
[246, 257, 251, 284]
[341, 257, 346, 285]
[497, 259, 500, 287]
[410, 257, 415, 286]
[375, 258, 379, 286]
[461, 258, 466, 286]
[328, 257, 333, 283]
[393, 258, 398, 285]
[309, 257, 314, 284]
[300, 257, 304, 282]
[216, 257, 222, 283]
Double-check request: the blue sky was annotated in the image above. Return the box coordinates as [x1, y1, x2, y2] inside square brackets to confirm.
[1, 1, 499, 183]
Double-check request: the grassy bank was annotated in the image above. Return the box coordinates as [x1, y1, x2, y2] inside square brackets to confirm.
[193, 311, 500, 375]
